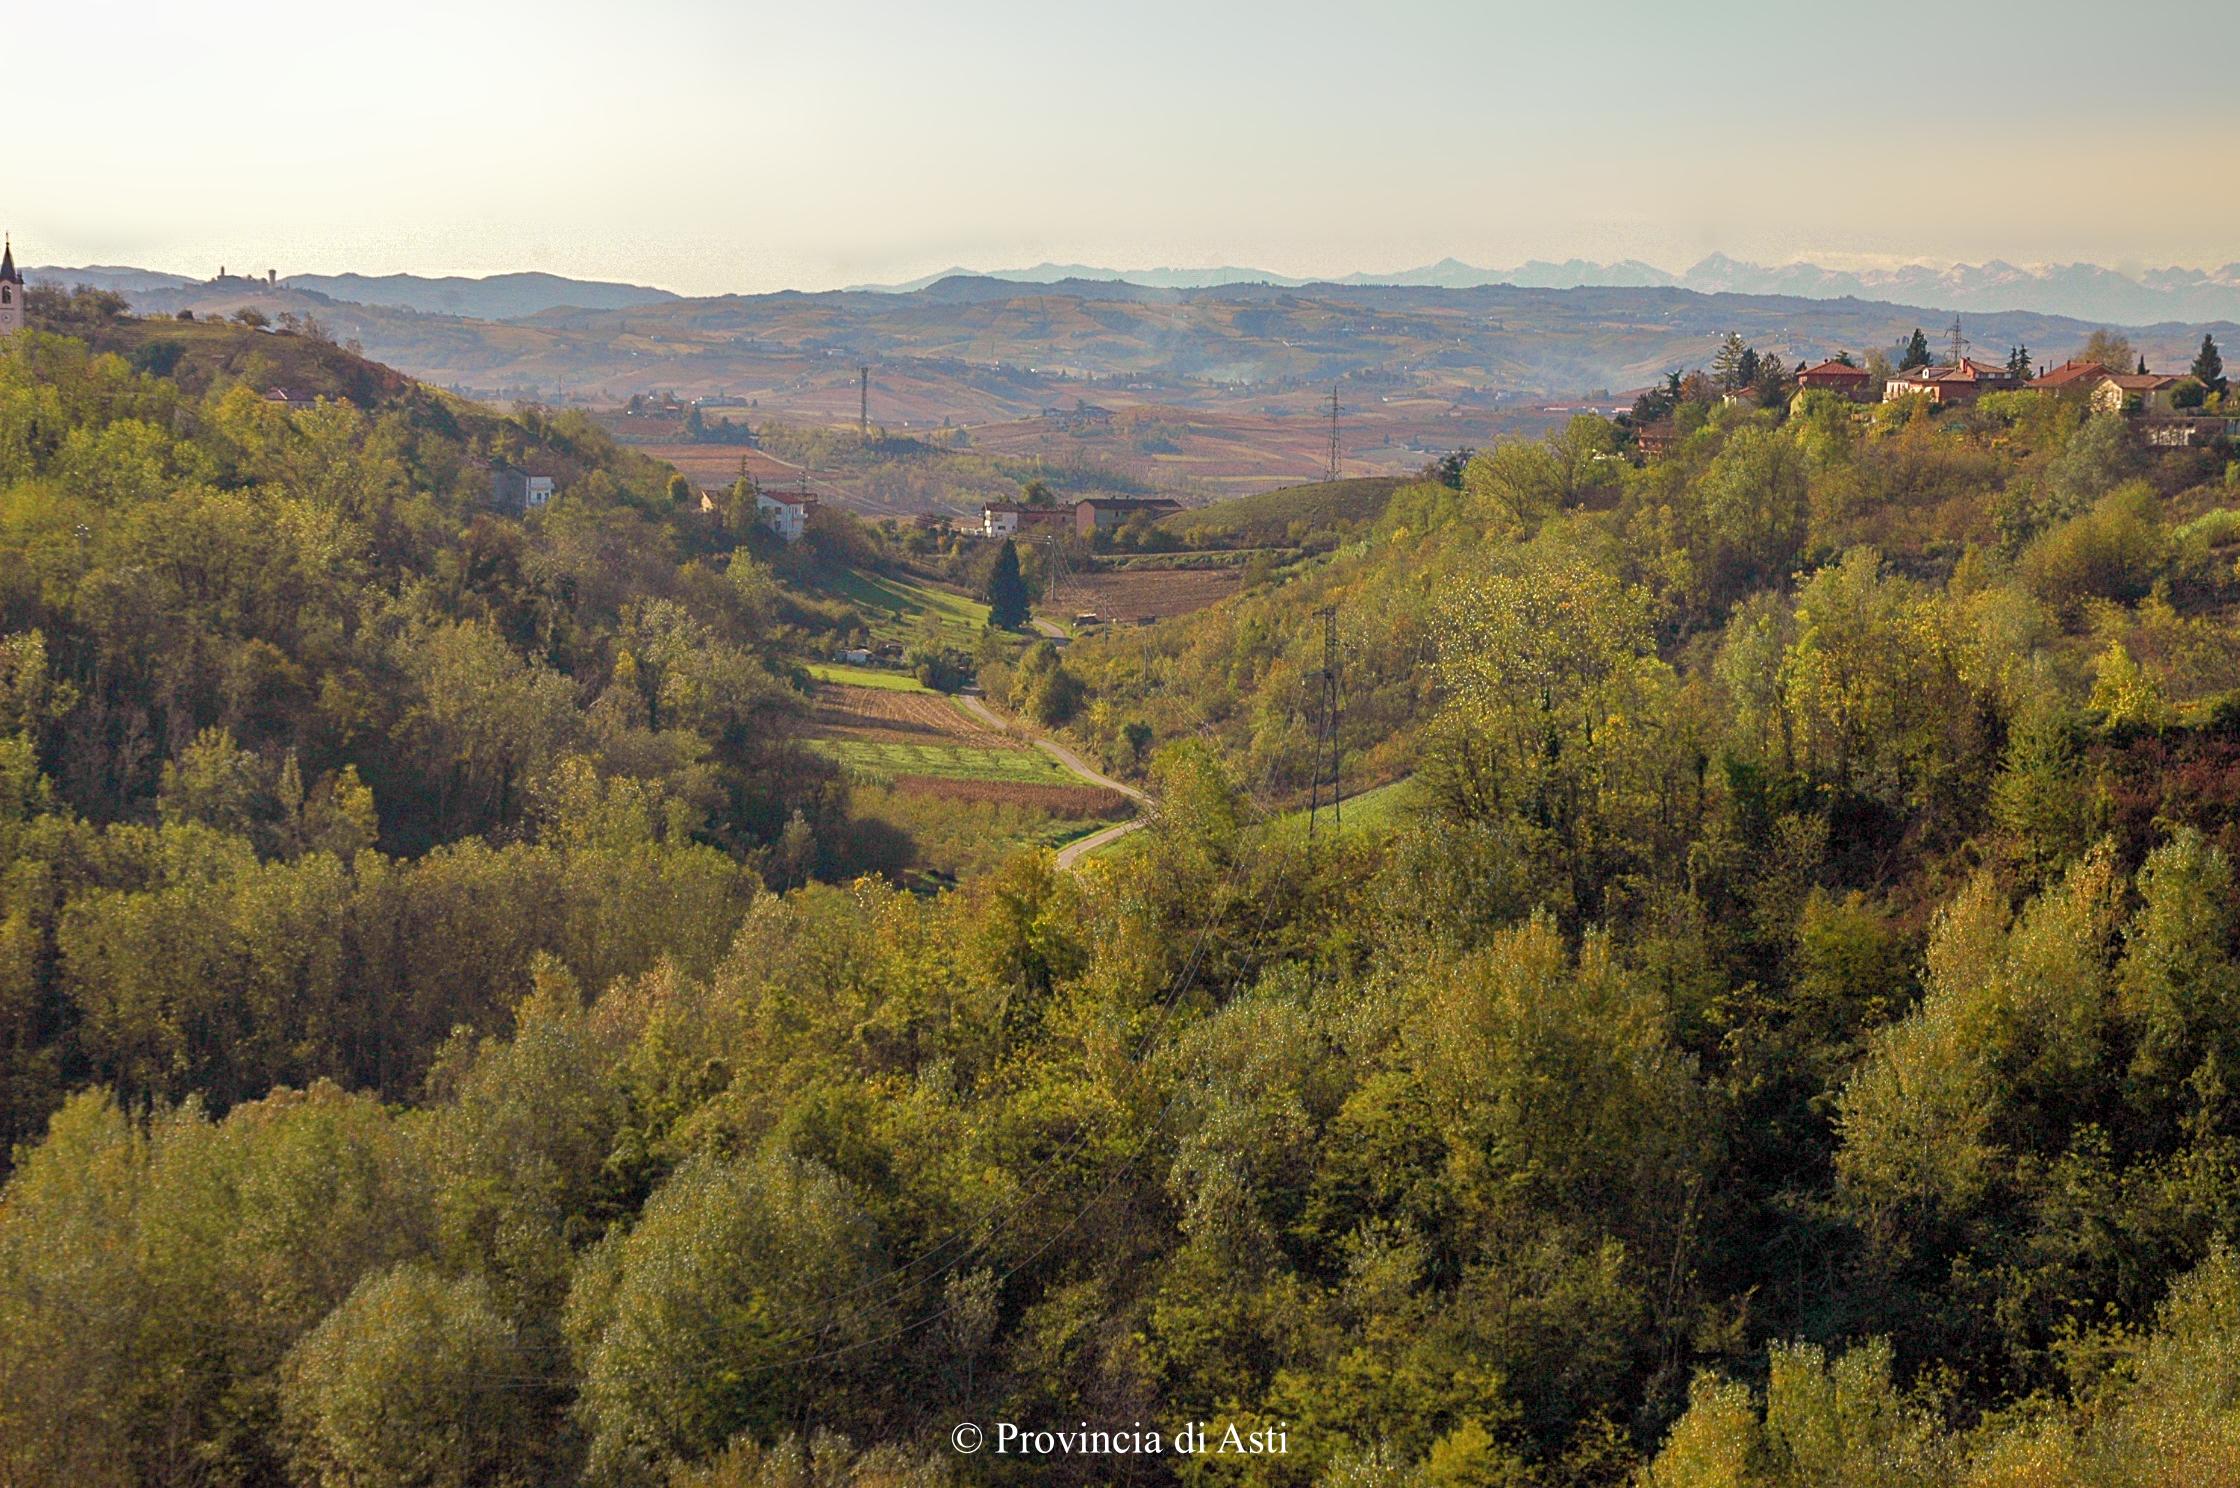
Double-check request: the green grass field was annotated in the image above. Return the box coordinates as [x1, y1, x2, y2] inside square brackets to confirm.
[811, 739, 1078, 786]
[812, 568, 989, 645]
[806, 662, 927, 692]
[1266, 776, 1422, 839]
[1156, 476, 1406, 548]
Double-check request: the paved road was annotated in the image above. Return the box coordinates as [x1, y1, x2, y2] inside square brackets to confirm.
[1029, 616, 1069, 641]
[952, 694, 1153, 868]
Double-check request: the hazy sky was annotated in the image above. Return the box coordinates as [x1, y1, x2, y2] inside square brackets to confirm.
[14, 1, 2237, 295]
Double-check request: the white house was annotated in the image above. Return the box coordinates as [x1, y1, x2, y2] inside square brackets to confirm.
[757, 489, 814, 541]
[490, 463, 558, 513]
[981, 502, 1073, 539]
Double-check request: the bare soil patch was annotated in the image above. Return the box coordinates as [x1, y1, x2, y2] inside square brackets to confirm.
[812, 685, 1018, 747]
[1060, 567, 1241, 622]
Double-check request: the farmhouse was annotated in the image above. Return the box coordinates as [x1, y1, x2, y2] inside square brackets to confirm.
[489, 462, 558, 514]
[757, 489, 814, 542]
[1634, 421, 1678, 458]
[981, 503, 1073, 539]
[1074, 496, 1183, 537]
[1042, 402, 1115, 431]
[1796, 359, 1875, 402]
[1883, 356, 2019, 407]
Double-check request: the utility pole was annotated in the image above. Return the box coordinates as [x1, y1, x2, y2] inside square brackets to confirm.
[1324, 384, 1341, 483]
[1041, 532, 1068, 615]
[1307, 605, 1341, 839]
[859, 365, 869, 436]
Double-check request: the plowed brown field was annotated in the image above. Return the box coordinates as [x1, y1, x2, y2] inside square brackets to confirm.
[1060, 567, 1240, 622]
[812, 685, 1018, 748]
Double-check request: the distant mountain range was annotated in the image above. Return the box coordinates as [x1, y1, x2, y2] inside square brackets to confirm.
[849, 255, 2240, 328]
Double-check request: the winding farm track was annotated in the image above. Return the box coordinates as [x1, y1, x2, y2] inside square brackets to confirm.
[952, 695, 1154, 869]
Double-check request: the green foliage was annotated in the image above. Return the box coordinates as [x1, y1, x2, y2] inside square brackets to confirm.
[2020, 482, 2164, 615]
[566, 1153, 884, 1486]
[280, 1263, 542, 1488]
[4, 311, 2240, 1488]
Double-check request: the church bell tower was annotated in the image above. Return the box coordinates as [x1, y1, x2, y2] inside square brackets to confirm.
[0, 237, 23, 338]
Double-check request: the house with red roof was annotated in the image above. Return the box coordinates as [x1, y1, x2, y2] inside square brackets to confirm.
[1882, 356, 2020, 407]
[2028, 359, 2113, 395]
[2028, 360, 2186, 414]
[757, 488, 815, 542]
[1796, 359, 1875, 402]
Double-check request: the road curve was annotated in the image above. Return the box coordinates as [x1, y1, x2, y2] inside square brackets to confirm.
[1054, 818, 1148, 868]
[952, 693, 1153, 867]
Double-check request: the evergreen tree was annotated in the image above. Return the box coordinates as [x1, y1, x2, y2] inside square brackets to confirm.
[2007, 345, 2033, 382]
[985, 539, 1030, 629]
[2138, 355, 2150, 375]
[2191, 333, 2225, 393]
[1900, 328, 1933, 370]
[1713, 332, 1752, 390]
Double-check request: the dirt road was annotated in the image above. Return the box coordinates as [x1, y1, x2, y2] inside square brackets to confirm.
[952, 694, 1153, 868]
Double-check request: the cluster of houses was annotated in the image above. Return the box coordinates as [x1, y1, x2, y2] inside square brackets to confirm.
[980, 495, 1182, 540]
[693, 485, 818, 542]
[483, 464, 1174, 547]
[1625, 353, 2239, 457]
[1791, 354, 2205, 413]
[486, 456, 825, 542]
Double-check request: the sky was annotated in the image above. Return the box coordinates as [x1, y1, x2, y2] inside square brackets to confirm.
[12, 0, 2239, 296]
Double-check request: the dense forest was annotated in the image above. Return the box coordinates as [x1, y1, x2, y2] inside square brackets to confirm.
[5, 303, 2240, 1488]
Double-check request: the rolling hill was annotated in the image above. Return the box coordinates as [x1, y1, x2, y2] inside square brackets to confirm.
[849, 253, 2240, 325]
[37, 267, 2239, 516]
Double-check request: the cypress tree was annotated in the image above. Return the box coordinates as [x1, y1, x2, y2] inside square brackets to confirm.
[986, 539, 1030, 630]
[1901, 328, 1932, 370]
